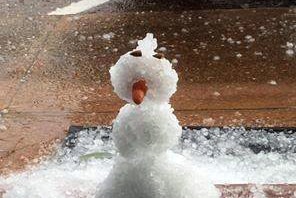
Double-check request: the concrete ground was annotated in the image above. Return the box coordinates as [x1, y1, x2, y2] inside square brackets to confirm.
[0, 0, 296, 196]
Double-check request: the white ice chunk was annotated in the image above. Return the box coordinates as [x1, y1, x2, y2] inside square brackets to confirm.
[286, 49, 294, 56]
[268, 80, 277, 85]
[213, 56, 220, 61]
[286, 42, 294, 48]
[102, 32, 115, 40]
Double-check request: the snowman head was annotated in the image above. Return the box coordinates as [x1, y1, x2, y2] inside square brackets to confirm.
[110, 33, 178, 104]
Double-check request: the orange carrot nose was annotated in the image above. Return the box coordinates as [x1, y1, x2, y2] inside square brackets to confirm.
[132, 79, 148, 105]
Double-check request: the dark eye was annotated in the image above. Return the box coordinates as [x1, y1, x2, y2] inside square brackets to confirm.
[153, 53, 164, 59]
[130, 50, 142, 57]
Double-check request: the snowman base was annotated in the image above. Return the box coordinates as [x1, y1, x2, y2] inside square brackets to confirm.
[96, 151, 219, 198]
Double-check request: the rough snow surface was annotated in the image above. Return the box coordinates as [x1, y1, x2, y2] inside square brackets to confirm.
[181, 127, 296, 184]
[112, 103, 181, 158]
[48, 0, 110, 15]
[1, 127, 296, 197]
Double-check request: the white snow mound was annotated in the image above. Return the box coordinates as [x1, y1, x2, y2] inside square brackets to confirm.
[96, 151, 219, 198]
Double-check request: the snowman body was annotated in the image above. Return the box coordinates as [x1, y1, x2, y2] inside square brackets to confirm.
[96, 34, 219, 198]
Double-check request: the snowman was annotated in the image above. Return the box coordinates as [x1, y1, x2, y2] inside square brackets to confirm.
[96, 33, 219, 198]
